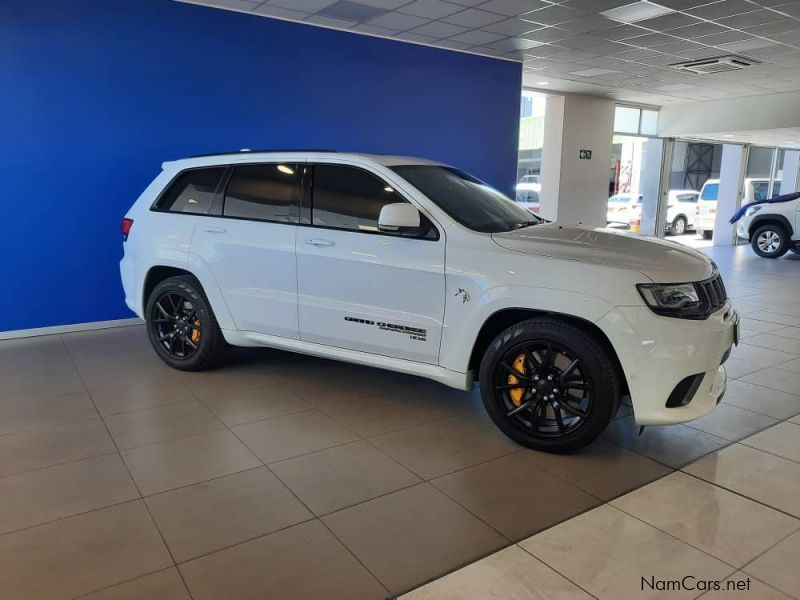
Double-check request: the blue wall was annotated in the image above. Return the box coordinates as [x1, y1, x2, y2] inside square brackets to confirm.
[1, 0, 521, 332]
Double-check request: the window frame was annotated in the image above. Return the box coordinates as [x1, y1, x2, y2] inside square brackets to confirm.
[150, 166, 228, 215]
[302, 163, 440, 241]
[216, 162, 306, 225]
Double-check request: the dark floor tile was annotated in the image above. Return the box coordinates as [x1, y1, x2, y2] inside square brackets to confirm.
[179, 520, 388, 600]
[431, 452, 600, 540]
[322, 483, 507, 595]
[270, 441, 420, 515]
[82, 568, 190, 600]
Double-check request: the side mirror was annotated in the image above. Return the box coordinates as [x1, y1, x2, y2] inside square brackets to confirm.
[378, 203, 421, 232]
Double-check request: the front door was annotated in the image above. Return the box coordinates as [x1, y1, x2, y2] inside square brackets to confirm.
[190, 162, 304, 338]
[296, 163, 445, 364]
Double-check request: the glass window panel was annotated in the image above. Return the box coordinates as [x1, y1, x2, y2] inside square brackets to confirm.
[640, 109, 658, 135]
[614, 106, 640, 134]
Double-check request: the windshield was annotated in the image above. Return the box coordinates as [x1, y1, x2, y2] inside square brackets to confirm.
[701, 183, 719, 201]
[392, 165, 543, 233]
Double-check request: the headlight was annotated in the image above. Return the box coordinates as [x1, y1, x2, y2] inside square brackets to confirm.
[637, 283, 700, 311]
[745, 205, 763, 217]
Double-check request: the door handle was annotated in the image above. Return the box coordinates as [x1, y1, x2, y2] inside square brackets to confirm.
[201, 227, 226, 234]
[306, 238, 335, 247]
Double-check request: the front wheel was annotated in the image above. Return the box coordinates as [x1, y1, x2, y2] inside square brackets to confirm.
[479, 318, 621, 453]
[751, 225, 789, 258]
[145, 276, 228, 371]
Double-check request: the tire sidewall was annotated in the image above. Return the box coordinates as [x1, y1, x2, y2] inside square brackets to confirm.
[479, 319, 619, 453]
[671, 217, 686, 235]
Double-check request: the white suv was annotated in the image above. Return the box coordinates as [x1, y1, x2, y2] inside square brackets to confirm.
[735, 196, 800, 258]
[121, 151, 738, 453]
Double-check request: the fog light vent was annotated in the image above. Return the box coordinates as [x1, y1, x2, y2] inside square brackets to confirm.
[666, 373, 704, 408]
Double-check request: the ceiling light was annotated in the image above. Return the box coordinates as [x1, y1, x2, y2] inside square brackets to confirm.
[277, 165, 294, 175]
[601, 1, 674, 24]
[384, 186, 394, 193]
[537, 81, 549, 85]
[784, 141, 797, 144]
[722, 134, 734, 138]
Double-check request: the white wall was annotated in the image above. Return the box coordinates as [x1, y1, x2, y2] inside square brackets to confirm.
[713, 144, 746, 246]
[658, 91, 800, 139]
[540, 93, 615, 226]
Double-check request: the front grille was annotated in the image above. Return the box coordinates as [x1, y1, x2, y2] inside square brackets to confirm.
[697, 272, 728, 315]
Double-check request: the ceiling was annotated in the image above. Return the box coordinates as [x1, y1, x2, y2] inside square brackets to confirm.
[182, 0, 800, 106]
[681, 127, 800, 146]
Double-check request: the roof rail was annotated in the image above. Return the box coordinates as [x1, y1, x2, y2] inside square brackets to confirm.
[189, 148, 338, 158]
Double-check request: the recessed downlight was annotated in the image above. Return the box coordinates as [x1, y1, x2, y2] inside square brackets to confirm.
[277, 164, 294, 175]
[537, 81, 549, 85]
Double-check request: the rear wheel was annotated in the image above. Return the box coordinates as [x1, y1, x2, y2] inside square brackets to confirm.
[479, 318, 621, 453]
[669, 216, 687, 236]
[145, 276, 228, 370]
[751, 224, 789, 258]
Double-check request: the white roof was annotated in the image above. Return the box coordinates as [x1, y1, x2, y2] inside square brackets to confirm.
[164, 151, 445, 170]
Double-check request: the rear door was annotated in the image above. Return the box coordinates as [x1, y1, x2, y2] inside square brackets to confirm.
[295, 163, 446, 364]
[190, 162, 303, 338]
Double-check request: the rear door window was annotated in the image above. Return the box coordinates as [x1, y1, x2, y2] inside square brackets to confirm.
[155, 168, 226, 214]
[223, 163, 303, 223]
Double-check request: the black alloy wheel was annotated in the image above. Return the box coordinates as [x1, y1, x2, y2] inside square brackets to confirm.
[479, 318, 620, 453]
[145, 275, 227, 371]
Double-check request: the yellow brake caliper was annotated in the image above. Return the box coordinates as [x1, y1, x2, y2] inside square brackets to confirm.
[507, 353, 526, 407]
[191, 320, 201, 344]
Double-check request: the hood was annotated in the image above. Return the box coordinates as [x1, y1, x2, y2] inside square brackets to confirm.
[492, 223, 714, 283]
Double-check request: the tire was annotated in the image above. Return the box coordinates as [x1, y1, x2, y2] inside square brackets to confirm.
[751, 224, 789, 258]
[478, 318, 621, 454]
[669, 216, 687, 236]
[145, 275, 228, 371]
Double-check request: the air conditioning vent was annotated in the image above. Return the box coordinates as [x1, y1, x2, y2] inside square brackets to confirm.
[671, 55, 759, 75]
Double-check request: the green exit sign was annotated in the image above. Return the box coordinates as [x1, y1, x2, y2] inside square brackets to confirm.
[579, 149, 592, 160]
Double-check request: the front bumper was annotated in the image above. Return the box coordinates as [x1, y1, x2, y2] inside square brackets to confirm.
[598, 303, 737, 425]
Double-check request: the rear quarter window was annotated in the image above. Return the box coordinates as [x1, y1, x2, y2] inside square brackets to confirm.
[153, 167, 226, 214]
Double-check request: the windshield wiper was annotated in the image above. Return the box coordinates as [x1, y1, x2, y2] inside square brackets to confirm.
[510, 220, 541, 230]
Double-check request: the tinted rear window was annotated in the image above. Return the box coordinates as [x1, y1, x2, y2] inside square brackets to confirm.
[155, 168, 225, 214]
[223, 163, 302, 222]
[701, 183, 719, 201]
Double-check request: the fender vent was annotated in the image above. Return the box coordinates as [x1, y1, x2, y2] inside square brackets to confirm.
[671, 55, 759, 75]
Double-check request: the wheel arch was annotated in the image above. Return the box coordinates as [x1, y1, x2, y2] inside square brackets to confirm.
[748, 214, 793, 238]
[468, 308, 628, 395]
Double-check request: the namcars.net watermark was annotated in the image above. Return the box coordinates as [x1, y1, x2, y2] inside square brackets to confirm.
[642, 576, 752, 593]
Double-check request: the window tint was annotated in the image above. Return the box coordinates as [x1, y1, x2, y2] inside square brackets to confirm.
[312, 165, 421, 235]
[701, 183, 719, 201]
[223, 164, 302, 222]
[156, 168, 225, 214]
[676, 193, 698, 202]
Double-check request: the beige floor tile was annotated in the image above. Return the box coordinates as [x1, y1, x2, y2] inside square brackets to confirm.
[183, 369, 290, 401]
[604, 416, 729, 468]
[90, 378, 197, 416]
[0, 369, 87, 402]
[725, 357, 762, 379]
[394, 381, 484, 418]
[431, 452, 600, 541]
[612, 472, 799, 567]
[200, 385, 310, 426]
[104, 400, 223, 449]
[0, 453, 139, 534]
[122, 430, 261, 495]
[0, 500, 172, 600]
[791, 414, 800, 424]
[179, 520, 387, 600]
[369, 410, 518, 480]
[724, 380, 800, 420]
[322, 483, 507, 595]
[741, 334, 800, 356]
[520, 504, 733, 600]
[0, 392, 98, 435]
[524, 439, 672, 500]
[0, 417, 115, 477]
[684, 443, 800, 517]
[271, 440, 420, 515]
[738, 318, 786, 334]
[777, 357, 800, 374]
[730, 343, 797, 370]
[744, 530, 800, 598]
[82, 568, 190, 600]
[700, 573, 794, 599]
[320, 395, 443, 437]
[233, 409, 359, 464]
[744, 312, 800, 328]
[685, 403, 778, 441]
[741, 421, 800, 463]
[741, 367, 800, 396]
[772, 326, 800, 340]
[146, 467, 312, 562]
[400, 545, 592, 600]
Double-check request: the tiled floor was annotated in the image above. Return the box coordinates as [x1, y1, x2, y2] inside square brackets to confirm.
[0, 245, 798, 599]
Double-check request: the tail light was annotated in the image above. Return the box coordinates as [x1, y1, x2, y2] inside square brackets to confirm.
[121, 218, 134, 241]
